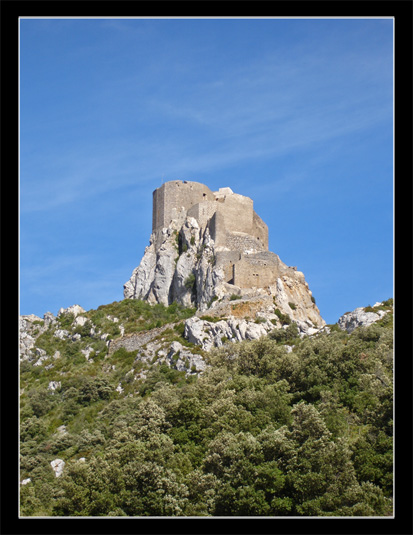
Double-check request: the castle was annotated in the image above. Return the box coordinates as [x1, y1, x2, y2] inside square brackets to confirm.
[152, 180, 291, 290]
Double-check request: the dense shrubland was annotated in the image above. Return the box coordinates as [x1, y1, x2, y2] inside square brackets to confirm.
[20, 300, 393, 516]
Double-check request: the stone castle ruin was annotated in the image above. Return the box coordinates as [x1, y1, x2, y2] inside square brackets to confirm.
[152, 180, 283, 289]
[124, 179, 324, 329]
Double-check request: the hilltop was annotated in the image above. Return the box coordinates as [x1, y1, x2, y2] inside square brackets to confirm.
[124, 180, 324, 330]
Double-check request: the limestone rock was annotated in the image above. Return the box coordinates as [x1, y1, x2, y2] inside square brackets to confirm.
[57, 304, 86, 318]
[184, 315, 273, 351]
[19, 314, 48, 361]
[54, 329, 70, 340]
[166, 341, 207, 374]
[51, 459, 65, 478]
[73, 315, 88, 327]
[338, 306, 388, 333]
[43, 311, 56, 327]
[81, 346, 94, 361]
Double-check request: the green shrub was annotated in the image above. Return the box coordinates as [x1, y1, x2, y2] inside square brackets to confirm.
[269, 323, 299, 344]
[184, 273, 196, 292]
[274, 309, 291, 325]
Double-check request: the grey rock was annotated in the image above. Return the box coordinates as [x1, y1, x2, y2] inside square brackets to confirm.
[51, 459, 65, 477]
[73, 315, 88, 327]
[43, 311, 56, 327]
[19, 315, 44, 361]
[338, 306, 387, 333]
[81, 346, 94, 361]
[54, 329, 70, 340]
[57, 304, 86, 318]
[184, 315, 272, 351]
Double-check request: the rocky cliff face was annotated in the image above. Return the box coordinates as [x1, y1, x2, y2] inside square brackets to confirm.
[124, 214, 325, 333]
[124, 216, 219, 311]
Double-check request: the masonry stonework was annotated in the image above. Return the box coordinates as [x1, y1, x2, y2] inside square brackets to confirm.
[150, 180, 286, 290]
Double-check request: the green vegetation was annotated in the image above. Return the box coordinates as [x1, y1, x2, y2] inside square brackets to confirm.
[200, 315, 227, 323]
[20, 299, 393, 517]
[268, 323, 300, 344]
[184, 273, 196, 293]
[274, 308, 291, 326]
[88, 299, 195, 336]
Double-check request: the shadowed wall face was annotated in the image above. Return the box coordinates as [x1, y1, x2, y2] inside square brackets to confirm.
[153, 181, 215, 231]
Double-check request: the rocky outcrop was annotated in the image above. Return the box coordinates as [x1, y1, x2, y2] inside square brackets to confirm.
[57, 304, 86, 318]
[108, 323, 207, 376]
[19, 312, 56, 361]
[124, 213, 324, 330]
[124, 216, 221, 311]
[338, 302, 391, 333]
[184, 315, 271, 351]
[51, 459, 65, 478]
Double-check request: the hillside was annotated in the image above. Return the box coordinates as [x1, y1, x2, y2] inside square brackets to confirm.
[19, 298, 393, 517]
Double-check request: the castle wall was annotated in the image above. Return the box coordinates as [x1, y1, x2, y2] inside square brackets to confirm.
[252, 212, 269, 250]
[209, 210, 227, 247]
[215, 193, 253, 234]
[187, 200, 218, 229]
[152, 181, 215, 231]
[233, 253, 282, 288]
[152, 183, 165, 232]
[215, 250, 242, 283]
[226, 231, 267, 253]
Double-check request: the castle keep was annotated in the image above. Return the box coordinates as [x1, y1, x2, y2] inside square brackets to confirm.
[152, 180, 288, 289]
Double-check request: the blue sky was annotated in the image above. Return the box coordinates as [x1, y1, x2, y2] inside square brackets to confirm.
[19, 17, 393, 324]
